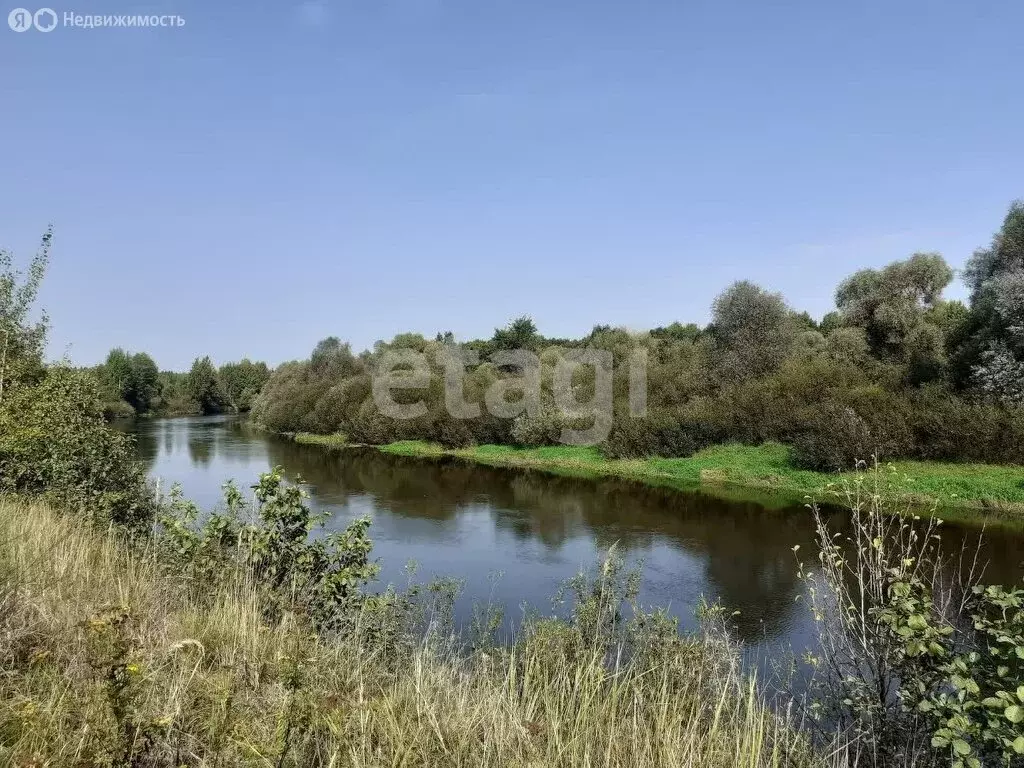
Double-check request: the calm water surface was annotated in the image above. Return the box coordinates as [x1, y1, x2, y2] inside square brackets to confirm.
[129, 416, 1024, 657]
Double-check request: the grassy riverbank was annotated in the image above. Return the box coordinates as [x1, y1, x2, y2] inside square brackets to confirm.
[295, 433, 1024, 515]
[0, 495, 822, 767]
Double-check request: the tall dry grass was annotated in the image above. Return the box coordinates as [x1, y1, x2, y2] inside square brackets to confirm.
[0, 496, 827, 767]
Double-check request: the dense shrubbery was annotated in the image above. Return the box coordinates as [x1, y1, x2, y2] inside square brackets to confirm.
[603, 409, 700, 459]
[0, 365, 155, 529]
[158, 469, 379, 633]
[798, 471, 1024, 767]
[250, 203, 1024, 469]
[0, 234, 154, 530]
[93, 350, 270, 417]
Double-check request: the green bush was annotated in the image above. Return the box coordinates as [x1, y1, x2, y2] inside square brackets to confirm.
[602, 411, 698, 459]
[799, 479, 1024, 766]
[840, 386, 915, 459]
[159, 469, 379, 633]
[789, 403, 874, 471]
[0, 367, 154, 531]
[511, 410, 565, 447]
[909, 387, 1024, 464]
[102, 399, 137, 420]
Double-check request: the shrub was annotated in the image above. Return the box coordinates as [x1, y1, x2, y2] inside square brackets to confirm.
[511, 410, 565, 447]
[798, 471, 1024, 767]
[845, 387, 915, 458]
[159, 469, 379, 633]
[0, 366, 154, 531]
[789, 403, 874, 471]
[427, 411, 477, 447]
[102, 399, 137, 420]
[909, 387, 1024, 464]
[602, 411, 697, 459]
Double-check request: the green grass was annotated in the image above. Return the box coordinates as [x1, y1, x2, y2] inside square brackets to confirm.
[377, 440, 1024, 516]
[293, 431, 349, 448]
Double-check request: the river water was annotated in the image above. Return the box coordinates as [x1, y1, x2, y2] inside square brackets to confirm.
[128, 415, 1024, 658]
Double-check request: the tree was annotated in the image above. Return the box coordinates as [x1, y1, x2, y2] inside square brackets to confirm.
[185, 356, 225, 415]
[125, 353, 159, 413]
[651, 322, 702, 343]
[491, 315, 540, 352]
[709, 281, 796, 380]
[309, 337, 360, 380]
[962, 201, 1024, 403]
[834, 252, 954, 362]
[219, 358, 271, 412]
[0, 228, 153, 529]
[0, 228, 51, 404]
[99, 348, 159, 414]
[99, 348, 132, 402]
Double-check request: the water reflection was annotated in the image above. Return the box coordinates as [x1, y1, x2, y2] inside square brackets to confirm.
[129, 416, 1023, 651]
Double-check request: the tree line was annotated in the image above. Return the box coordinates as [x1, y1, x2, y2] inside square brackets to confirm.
[92, 351, 270, 418]
[5, 201, 1022, 473]
[2, 212, 1021, 768]
[251, 200, 1024, 470]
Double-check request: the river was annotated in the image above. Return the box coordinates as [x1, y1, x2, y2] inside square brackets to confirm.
[127, 415, 1024, 659]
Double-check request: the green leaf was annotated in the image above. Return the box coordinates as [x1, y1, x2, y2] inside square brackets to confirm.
[1012, 736, 1024, 755]
[952, 738, 971, 756]
[1006, 705, 1024, 723]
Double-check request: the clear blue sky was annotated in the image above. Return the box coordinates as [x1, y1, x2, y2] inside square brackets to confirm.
[3, 0, 1022, 371]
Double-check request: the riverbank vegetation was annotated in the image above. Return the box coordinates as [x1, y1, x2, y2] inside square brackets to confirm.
[251, 202, 1024, 479]
[366, 440, 1024, 514]
[1, 226, 1022, 766]
[0, 491, 823, 767]
[93, 350, 270, 418]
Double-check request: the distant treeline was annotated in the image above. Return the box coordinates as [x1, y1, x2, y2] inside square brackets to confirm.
[92, 352, 270, 418]
[247, 201, 1024, 471]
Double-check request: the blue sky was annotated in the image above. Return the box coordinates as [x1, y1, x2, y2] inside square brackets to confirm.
[3, 0, 1022, 370]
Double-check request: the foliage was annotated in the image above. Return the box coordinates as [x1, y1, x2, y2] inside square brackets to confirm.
[0, 366, 154, 530]
[922, 584, 1024, 767]
[230, 200, 1024, 471]
[159, 469, 379, 633]
[834, 252, 954, 361]
[491, 314, 541, 352]
[797, 469, 1024, 767]
[789, 403, 874, 471]
[97, 348, 160, 414]
[0, 230, 154, 531]
[963, 201, 1024, 403]
[602, 410, 699, 459]
[0, 228, 50, 404]
[710, 280, 797, 381]
[184, 355, 226, 415]
[0, 495, 822, 768]
[218, 357, 270, 412]
[974, 343, 1024, 407]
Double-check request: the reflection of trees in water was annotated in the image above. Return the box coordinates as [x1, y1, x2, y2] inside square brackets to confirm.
[567, 482, 816, 640]
[264, 440, 816, 640]
[131, 420, 160, 473]
[132, 419, 1024, 646]
[172, 416, 261, 469]
[187, 434, 213, 467]
[163, 421, 174, 455]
